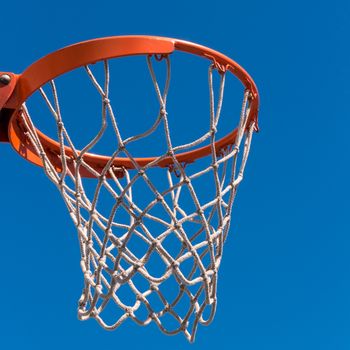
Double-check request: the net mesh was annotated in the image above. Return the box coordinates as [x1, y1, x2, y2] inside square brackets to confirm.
[18, 55, 255, 342]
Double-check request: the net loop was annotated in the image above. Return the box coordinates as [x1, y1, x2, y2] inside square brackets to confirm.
[153, 53, 168, 62]
[205, 54, 228, 74]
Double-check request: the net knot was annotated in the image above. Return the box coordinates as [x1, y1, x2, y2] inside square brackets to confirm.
[90, 309, 97, 318]
[125, 307, 133, 316]
[134, 261, 143, 270]
[171, 260, 180, 269]
[112, 271, 121, 281]
[95, 284, 103, 295]
[98, 257, 107, 268]
[136, 294, 146, 302]
[210, 126, 217, 135]
[183, 176, 190, 184]
[167, 150, 175, 159]
[150, 312, 157, 321]
[129, 203, 136, 211]
[180, 321, 189, 331]
[84, 270, 94, 283]
[150, 283, 159, 292]
[197, 208, 204, 216]
[134, 216, 142, 225]
[75, 191, 82, 199]
[174, 223, 182, 231]
[78, 296, 87, 308]
[190, 248, 197, 256]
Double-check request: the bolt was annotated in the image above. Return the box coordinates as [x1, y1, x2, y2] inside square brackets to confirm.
[0, 74, 11, 86]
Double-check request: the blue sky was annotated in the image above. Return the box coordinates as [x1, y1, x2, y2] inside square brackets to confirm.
[0, 1, 349, 349]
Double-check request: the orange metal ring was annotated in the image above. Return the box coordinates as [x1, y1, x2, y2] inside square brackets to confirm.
[3, 36, 259, 177]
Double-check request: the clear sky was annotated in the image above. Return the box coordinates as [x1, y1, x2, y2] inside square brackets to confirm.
[0, 1, 349, 349]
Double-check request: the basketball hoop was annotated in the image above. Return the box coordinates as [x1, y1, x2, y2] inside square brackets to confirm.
[0, 36, 259, 342]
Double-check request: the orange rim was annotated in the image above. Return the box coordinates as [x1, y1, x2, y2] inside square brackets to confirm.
[4, 36, 259, 176]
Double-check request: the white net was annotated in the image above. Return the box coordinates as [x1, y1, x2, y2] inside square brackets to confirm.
[18, 55, 255, 342]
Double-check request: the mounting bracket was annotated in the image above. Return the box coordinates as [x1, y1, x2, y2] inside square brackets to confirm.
[0, 72, 18, 142]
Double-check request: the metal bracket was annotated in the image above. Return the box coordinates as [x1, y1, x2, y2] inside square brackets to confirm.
[0, 72, 18, 142]
[0, 108, 14, 142]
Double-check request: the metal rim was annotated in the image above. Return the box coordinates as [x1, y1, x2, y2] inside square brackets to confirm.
[5, 36, 259, 176]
